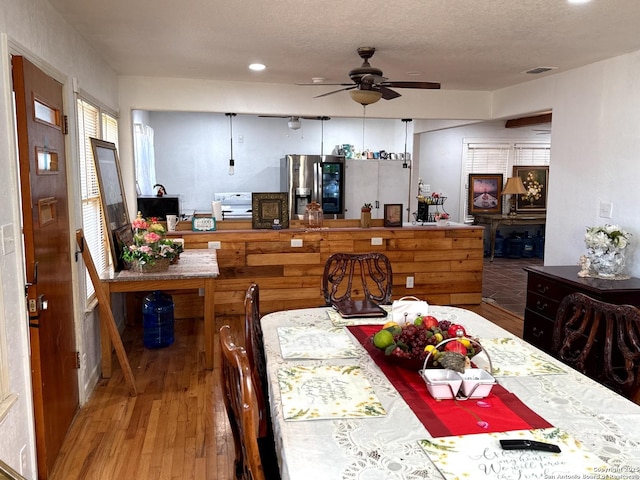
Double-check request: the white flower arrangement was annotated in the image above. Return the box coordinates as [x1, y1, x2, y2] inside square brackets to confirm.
[584, 224, 630, 253]
[582, 224, 631, 278]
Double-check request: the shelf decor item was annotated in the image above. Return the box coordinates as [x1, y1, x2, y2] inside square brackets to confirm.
[121, 213, 182, 273]
[360, 203, 372, 228]
[580, 224, 631, 280]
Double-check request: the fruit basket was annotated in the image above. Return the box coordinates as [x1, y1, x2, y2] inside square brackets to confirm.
[419, 337, 495, 400]
[371, 316, 482, 371]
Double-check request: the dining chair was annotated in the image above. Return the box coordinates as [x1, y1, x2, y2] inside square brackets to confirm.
[219, 324, 266, 480]
[243, 283, 269, 438]
[552, 292, 640, 402]
[322, 252, 393, 305]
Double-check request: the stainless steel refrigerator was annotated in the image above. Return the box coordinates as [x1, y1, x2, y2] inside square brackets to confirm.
[281, 155, 346, 219]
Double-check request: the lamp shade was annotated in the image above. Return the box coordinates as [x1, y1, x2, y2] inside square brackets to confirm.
[502, 176, 527, 195]
[349, 89, 382, 105]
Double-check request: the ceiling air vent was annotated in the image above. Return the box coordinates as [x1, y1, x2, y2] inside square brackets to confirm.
[524, 66, 557, 75]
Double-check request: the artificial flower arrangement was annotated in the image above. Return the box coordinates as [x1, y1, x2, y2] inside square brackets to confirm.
[581, 224, 631, 278]
[122, 213, 184, 270]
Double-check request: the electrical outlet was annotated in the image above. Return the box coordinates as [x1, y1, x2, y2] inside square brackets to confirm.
[424, 184, 431, 193]
[208, 241, 221, 249]
[291, 238, 303, 247]
[198, 288, 205, 296]
[371, 237, 383, 246]
[406, 276, 414, 288]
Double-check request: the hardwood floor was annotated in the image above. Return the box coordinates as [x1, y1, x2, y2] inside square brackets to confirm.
[49, 302, 521, 480]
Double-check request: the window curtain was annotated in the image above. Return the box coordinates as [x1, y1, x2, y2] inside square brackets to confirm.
[134, 123, 156, 195]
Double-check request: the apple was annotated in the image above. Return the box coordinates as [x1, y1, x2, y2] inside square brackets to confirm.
[444, 340, 467, 356]
[423, 315, 439, 329]
[448, 324, 467, 338]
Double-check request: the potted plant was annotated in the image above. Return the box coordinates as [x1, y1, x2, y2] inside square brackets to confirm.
[361, 203, 372, 228]
[122, 213, 183, 272]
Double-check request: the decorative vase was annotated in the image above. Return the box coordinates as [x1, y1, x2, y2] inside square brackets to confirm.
[360, 209, 371, 228]
[132, 257, 171, 273]
[585, 248, 629, 279]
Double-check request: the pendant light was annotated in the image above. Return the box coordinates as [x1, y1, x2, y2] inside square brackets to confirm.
[225, 112, 236, 175]
[402, 118, 413, 222]
[319, 116, 330, 156]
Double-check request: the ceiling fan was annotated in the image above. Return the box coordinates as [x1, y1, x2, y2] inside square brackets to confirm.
[258, 115, 330, 130]
[298, 47, 440, 105]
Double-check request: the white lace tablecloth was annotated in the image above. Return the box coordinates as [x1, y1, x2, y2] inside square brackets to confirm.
[262, 306, 640, 480]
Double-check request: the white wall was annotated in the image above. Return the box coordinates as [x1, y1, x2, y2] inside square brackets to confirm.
[493, 50, 640, 277]
[145, 111, 411, 216]
[0, 0, 119, 476]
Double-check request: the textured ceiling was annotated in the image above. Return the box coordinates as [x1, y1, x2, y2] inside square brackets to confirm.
[48, 0, 640, 92]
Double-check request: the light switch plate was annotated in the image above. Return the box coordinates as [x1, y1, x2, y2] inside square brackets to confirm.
[291, 238, 303, 247]
[1, 223, 15, 255]
[371, 237, 383, 246]
[208, 241, 221, 249]
[599, 201, 613, 219]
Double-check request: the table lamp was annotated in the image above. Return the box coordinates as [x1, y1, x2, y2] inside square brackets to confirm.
[502, 176, 527, 215]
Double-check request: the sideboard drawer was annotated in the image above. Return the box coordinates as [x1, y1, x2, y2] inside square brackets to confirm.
[527, 274, 572, 302]
[525, 291, 561, 320]
[522, 309, 556, 354]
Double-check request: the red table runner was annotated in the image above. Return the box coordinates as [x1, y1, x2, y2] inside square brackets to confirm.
[348, 325, 553, 438]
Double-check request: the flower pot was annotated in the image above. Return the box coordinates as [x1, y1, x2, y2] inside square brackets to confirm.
[360, 210, 371, 228]
[436, 219, 449, 226]
[132, 257, 171, 273]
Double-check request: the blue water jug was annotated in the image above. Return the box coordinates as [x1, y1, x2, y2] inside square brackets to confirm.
[142, 291, 175, 348]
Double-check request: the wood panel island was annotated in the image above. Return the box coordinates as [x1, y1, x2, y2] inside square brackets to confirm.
[154, 219, 484, 325]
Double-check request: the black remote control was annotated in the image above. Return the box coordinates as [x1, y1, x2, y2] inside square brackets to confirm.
[499, 439, 561, 453]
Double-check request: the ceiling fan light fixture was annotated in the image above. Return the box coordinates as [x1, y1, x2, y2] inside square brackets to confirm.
[287, 118, 302, 130]
[349, 89, 382, 105]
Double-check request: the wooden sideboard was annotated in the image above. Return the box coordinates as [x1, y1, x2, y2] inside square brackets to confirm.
[149, 220, 484, 326]
[523, 265, 640, 355]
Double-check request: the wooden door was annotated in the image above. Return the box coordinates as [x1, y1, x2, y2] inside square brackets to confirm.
[12, 56, 79, 479]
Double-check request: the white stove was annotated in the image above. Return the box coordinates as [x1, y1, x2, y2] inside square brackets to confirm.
[214, 192, 253, 219]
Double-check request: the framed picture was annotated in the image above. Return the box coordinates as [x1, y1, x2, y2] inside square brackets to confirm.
[91, 138, 131, 270]
[112, 224, 134, 271]
[252, 192, 289, 229]
[384, 204, 403, 227]
[468, 173, 503, 214]
[513, 166, 549, 212]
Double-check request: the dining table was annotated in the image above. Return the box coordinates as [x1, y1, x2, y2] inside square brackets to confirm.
[261, 305, 640, 480]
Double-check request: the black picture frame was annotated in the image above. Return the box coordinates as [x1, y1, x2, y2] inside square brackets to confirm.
[252, 192, 289, 229]
[513, 166, 549, 212]
[90, 138, 130, 270]
[468, 173, 503, 214]
[383, 204, 403, 227]
[112, 224, 133, 271]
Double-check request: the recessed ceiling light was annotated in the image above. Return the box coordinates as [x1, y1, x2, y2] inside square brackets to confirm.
[249, 63, 266, 71]
[312, 77, 326, 83]
[567, 0, 591, 4]
[406, 71, 422, 76]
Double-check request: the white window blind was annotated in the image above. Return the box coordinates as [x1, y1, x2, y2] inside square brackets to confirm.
[462, 142, 510, 221]
[514, 143, 551, 166]
[77, 98, 118, 302]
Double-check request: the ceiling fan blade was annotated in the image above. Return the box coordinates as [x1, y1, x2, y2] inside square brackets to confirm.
[381, 81, 441, 90]
[297, 82, 353, 86]
[378, 86, 401, 100]
[314, 86, 356, 98]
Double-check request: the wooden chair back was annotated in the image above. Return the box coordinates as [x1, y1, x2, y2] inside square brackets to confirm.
[322, 252, 393, 305]
[553, 292, 640, 402]
[219, 325, 265, 480]
[243, 283, 269, 438]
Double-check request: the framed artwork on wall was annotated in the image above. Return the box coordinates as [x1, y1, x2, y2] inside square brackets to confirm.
[468, 173, 503, 214]
[513, 166, 549, 212]
[383, 204, 403, 227]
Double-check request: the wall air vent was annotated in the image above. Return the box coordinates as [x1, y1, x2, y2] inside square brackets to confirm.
[523, 66, 557, 75]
